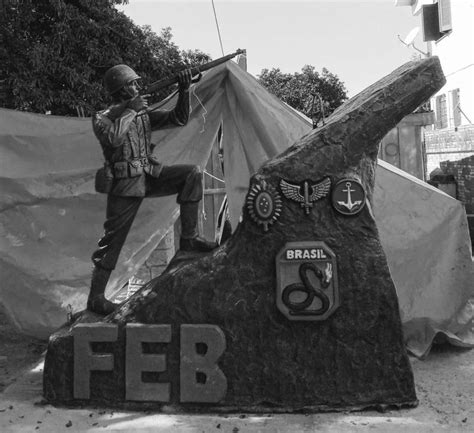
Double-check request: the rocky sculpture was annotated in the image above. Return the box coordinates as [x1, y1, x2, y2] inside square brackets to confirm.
[44, 57, 445, 412]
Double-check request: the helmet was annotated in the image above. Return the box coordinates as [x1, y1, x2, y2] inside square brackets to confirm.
[104, 64, 140, 95]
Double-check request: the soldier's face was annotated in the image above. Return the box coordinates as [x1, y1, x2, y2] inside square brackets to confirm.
[122, 80, 141, 99]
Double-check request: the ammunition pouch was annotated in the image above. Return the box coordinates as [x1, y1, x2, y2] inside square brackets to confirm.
[129, 159, 144, 177]
[113, 158, 149, 179]
[95, 162, 114, 194]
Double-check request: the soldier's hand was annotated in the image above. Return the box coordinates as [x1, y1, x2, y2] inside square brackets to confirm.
[128, 94, 150, 112]
[177, 69, 192, 90]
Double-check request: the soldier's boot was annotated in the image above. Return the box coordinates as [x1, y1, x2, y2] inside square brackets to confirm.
[86, 266, 119, 315]
[179, 202, 218, 252]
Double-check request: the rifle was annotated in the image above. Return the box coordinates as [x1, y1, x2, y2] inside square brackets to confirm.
[144, 48, 246, 94]
[104, 49, 245, 117]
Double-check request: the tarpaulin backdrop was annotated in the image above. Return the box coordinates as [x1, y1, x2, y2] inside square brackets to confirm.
[0, 61, 472, 358]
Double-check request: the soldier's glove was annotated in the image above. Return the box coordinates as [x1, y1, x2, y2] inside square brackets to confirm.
[177, 69, 192, 90]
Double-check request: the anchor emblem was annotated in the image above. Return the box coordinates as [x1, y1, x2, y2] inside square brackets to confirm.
[338, 181, 362, 211]
[331, 179, 366, 215]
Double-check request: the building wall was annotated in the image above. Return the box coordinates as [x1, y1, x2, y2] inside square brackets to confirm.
[439, 154, 474, 250]
[440, 154, 474, 214]
[429, 0, 474, 128]
[397, 0, 474, 128]
[379, 112, 435, 180]
[390, 1, 474, 248]
[425, 124, 474, 175]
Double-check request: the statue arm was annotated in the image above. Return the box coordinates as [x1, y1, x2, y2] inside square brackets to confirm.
[149, 70, 191, 129]
[148, 87, 190, 129]
[93, 107, 137, 148]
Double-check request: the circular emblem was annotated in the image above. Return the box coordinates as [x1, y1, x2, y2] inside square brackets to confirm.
[331, 179, 366, 216]
[246, 180, 282, 231]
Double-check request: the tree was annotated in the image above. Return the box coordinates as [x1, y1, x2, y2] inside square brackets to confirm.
[0, 0, 211, 116]
[258, 65, 348, 126]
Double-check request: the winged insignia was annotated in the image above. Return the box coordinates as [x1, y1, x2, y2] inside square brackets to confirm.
[280, 177, 331, 215]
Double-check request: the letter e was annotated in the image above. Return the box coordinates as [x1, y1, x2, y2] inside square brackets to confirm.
[125, 324, 171, 402]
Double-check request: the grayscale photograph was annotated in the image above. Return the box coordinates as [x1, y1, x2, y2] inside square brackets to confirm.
[0, 0, 472, 432]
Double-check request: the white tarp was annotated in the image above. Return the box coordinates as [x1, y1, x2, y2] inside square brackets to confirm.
[0, 61, 472, 358]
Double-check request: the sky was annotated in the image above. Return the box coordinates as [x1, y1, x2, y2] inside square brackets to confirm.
[118, 0, 425, 97]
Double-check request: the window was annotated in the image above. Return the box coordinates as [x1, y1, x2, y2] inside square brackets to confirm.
[435, 94, 448, 129]
[451, 88, 461, 127]
[438, 0, 453, 33]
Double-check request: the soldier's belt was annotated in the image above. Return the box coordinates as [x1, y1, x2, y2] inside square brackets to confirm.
[113, 158, 149, 179]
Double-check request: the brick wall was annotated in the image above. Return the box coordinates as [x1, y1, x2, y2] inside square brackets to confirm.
[439, 154, 474, 252]
[424, 125, 474, 176]
[440, 155, 474, 215]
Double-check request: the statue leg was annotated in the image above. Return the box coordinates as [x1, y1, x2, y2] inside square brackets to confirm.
[87, 266, 115, 315]
[146, 164, 217, 252]
[179, 201, 217, 252]
[88, 195, 142, 315]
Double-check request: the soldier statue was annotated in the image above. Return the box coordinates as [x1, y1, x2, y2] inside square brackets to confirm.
[88, 64, 217, 315]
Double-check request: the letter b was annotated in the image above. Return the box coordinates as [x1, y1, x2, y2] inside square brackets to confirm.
[180, 324, 227, 403]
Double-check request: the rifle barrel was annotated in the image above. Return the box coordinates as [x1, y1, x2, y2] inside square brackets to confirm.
[144, 49, 245, 94]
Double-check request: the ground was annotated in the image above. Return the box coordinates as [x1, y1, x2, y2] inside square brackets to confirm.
[0, 308, 47, 393]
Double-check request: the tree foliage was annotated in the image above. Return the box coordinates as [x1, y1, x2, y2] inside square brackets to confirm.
[0, 0, 211, 116]
[258, 65, 348, 125]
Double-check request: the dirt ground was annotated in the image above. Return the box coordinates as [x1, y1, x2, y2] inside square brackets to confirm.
[0, 308, 47, 393]
[0, 307, 473, 432]
[409, 343, 473, 427]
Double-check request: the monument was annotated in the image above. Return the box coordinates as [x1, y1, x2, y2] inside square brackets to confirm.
[43, 56, 445, 412]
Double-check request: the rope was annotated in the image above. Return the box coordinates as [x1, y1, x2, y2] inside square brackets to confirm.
[211, 0, 225, 56]
[191, 85, 208, 133]
[201, 170, 207, 220]
[204, 170, 225, 184]
[201, 171, 226, 221]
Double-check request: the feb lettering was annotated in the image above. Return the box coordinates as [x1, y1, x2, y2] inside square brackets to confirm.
[73, 323, 227, 403]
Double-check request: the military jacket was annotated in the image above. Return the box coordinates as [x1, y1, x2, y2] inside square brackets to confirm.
[93, 89, 189, 197]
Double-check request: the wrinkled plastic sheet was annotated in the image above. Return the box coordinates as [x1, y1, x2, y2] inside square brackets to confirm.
[0, 61, 472, 359]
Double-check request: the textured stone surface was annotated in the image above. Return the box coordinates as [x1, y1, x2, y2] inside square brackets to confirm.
[43, 57, 446, 411]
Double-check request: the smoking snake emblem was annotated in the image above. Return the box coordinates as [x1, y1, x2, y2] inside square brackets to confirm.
[282, 262, 333, 315]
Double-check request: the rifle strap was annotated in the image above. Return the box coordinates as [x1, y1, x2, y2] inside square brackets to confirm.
[191, 71, 202, 84]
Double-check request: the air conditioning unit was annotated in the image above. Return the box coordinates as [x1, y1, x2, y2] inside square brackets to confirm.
[422, 0, 452, 42]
